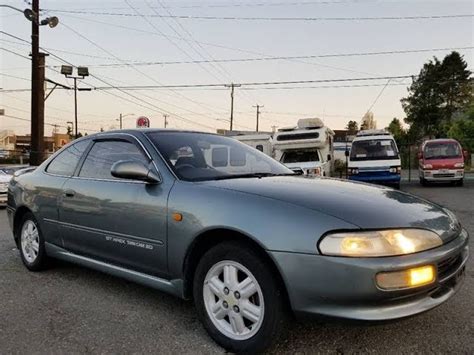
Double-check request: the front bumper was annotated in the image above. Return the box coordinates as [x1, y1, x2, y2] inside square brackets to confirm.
[0, 192, 7, 206]
[421, 169, 464, 182]
[271, 229, 468, 321]
[349, 174, 400, 185]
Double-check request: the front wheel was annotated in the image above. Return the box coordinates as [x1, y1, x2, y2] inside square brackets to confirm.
[193, 242, 286, 352]
[18, 212, 49, 271]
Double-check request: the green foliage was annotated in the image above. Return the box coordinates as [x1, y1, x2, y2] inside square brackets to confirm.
[401, 51, 472, 140]
[448, 105, 474, 152]
[345, 120, 358, 134]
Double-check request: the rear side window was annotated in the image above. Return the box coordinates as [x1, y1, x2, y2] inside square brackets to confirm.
[46, 140, 89, 176]
[79, 140, 148, 180]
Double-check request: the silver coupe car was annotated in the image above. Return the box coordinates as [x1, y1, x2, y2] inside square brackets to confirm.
[7, 130, 468, 352]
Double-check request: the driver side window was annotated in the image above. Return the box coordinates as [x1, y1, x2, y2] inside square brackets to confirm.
[79, 140, 148, 180]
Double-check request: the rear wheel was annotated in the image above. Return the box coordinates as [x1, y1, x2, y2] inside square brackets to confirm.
[193, 242, 286, 352]
[18, 212, 49, 271]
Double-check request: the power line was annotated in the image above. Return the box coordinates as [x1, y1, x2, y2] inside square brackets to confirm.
[41, 10, 474, 21]
[60, 46, 474, 68]
[60, 19, 231, 121]
[0, 47, 31, 60]
[1, 30, 218, 131]
[43, 1, 377, 11]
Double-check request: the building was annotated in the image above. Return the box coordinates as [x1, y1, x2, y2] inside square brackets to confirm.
[0, 130, 71, 156]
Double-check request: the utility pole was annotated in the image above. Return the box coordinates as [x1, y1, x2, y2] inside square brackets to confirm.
[30, 0, 42, 166]
[252, 104, 264, 132]
[119, 113, 123, 129]
[225, 83, 241, 131]
[163, 114, 169, 128]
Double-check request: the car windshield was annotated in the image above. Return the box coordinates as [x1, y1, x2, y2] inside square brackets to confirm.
[147, 132, 294, 181]
[424, 142, 461, 159]
[281, 150, 320, 163]
[350, 139, 399, 161]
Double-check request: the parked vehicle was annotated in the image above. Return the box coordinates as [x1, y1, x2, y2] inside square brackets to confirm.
[348, 130, 401, 188]
[0, 170, 11, 206]
[7, 130, 468, 352]
[273, 118, 334, 177]
[418, 139, 467, 186]
[233, 134, 273, 157]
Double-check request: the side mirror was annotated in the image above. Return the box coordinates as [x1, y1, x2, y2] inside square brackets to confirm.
[463, 150, 468, 159]
[417, 152, 423, 160]
[327, 154, 332, 162]
[344, 150, 349, 157]
[111, 160, 161, 183]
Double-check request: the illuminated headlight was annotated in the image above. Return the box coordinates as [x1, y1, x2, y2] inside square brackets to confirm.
[454, 162, 464, 168]
[389, 166, 401, 174]
[376, 265, 436, 290]
[423, 164, 433, 169]
[319, 229, 442, 257]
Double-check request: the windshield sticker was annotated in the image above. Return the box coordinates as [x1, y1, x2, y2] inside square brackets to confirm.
[356, 154, 367, 157]
[381, 141, 392, 146]
[387, 150, 395, 156]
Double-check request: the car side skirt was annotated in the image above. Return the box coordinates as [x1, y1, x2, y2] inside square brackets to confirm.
[45, 242, 185, 298]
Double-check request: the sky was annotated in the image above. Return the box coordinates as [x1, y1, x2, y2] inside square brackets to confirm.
[1, 0, 473, 135]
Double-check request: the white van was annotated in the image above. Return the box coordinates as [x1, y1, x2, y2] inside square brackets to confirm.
[348, 130, 401, 188]
[273, 118, 334, 177]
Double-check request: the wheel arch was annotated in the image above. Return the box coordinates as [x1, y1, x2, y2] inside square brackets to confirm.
[13, 205, 33, 244]
[182, 228, 291, 309]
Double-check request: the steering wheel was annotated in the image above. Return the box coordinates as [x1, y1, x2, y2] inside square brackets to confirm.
[175, 163, 196, 171]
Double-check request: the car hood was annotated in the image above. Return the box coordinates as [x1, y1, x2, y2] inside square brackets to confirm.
[201, 176, 460, 242]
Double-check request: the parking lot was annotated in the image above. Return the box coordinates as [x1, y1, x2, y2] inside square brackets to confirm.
[0, 182, 473, 354]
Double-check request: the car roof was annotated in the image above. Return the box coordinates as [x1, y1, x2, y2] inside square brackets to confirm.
[84, 129, 216, 140]
[423, 138, 459, 144]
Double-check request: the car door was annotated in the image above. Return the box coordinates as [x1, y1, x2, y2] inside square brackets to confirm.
[58, 134, 170, 277]
[37, 139, 91, 247]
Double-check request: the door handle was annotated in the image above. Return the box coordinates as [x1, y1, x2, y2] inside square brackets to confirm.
[64, 189, 76, 197]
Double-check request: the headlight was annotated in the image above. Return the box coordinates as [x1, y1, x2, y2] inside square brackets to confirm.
[349, 168, 359, 175]
[389, 166, 401, 174]
[423, 164, 433, 169]
[454, 162, 464, 168]
[319, 229, 442, 257]
[307, 167, 321, 176]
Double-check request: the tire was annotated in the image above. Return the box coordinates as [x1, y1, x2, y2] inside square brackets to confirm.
[193, 241, 286, 353]
[420, 177, 427, 186]
[394, 182, 401, 190]
[17, 212, 49, 271]
[459, 179, 464, 187]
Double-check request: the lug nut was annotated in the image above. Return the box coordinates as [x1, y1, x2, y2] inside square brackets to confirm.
[223, 301, 228, 308]
[224, 287, 229, 295]
[233, 305, 240, 313]
[234, 291, 240, 299]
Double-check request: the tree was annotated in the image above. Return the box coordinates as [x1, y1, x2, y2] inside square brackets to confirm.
[448, 104, 474, 153]
[386, 118, 407, 146]
[345, 120, 358, 135]
[360, 111, 376, 130]
[401, 51, 472, 140]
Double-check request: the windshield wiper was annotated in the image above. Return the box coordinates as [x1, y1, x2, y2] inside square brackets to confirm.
[211, 172, 294, 180]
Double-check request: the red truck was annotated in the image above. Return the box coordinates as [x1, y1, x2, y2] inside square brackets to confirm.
[418, 139, 468, 186]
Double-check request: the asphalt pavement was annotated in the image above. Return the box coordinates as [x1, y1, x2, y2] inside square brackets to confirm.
[0, 181, 473, 354]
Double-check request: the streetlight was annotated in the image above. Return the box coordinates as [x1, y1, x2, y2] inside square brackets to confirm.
[1, 3, 59, 166]
[117, 113, 134, 130]
[61, 65, 90, 138]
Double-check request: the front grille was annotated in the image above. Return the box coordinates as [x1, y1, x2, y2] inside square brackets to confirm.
[437, 254, 463, 280]
[433, 173, 455, 178]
